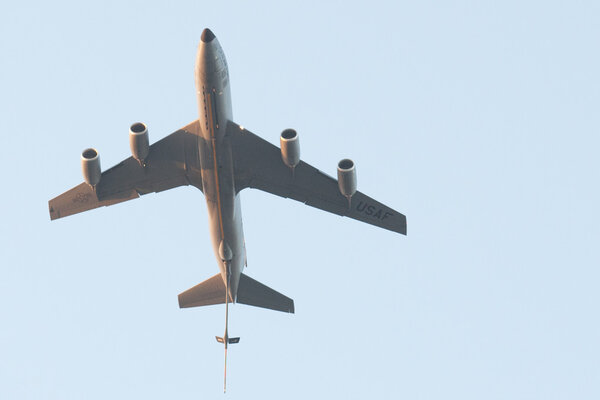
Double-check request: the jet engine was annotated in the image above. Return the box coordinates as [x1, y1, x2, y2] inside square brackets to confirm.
[81, 148, 101, 187]
[337, 159, 357, 200]
[280, 129, 300, 169]
[129, 122, 149, 166]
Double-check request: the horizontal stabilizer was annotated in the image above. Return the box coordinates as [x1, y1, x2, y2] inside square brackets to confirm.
[178, 273, 228, 308]
[236, 273, 294, 313]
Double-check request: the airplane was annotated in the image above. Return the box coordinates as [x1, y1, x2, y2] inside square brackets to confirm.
[48, 28, 407, 391]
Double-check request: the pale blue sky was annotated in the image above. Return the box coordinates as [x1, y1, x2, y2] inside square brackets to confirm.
[1, 1, 599, 399]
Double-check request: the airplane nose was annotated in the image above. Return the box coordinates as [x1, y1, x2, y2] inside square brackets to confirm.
[201, 28, 216, 43]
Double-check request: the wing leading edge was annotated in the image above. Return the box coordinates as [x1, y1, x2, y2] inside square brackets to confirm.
[227, 122, 407, 235]
[48, 120, 203, 220]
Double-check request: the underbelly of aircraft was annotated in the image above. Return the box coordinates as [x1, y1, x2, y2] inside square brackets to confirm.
[201, 135, 245, 300]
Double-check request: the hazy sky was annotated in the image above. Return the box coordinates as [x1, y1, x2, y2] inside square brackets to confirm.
[1, 1, 599, 399]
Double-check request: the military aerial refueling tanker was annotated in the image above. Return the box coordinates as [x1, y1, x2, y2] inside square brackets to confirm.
[49, 28, 407, 391]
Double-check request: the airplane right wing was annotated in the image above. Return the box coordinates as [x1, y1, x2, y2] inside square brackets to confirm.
[227, 122, 407, 235]
[49, 120, 203, 221]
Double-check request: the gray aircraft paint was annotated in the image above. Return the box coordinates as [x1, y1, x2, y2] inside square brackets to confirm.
[194, 30, 244, 301]
[48, 28, 406, 391]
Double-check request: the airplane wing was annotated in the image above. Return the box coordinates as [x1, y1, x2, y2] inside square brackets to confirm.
[227, 122, 407, 235]
[49, 121, 202, 221]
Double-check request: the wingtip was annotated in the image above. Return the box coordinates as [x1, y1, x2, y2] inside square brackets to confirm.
[48, 201, 58, 220]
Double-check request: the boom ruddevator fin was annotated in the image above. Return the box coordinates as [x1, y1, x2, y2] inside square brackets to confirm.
[178, 272, 292, 391]
[216, 336, 240, 344]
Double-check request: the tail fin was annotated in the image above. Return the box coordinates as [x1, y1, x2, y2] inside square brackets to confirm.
[178, 273, 228, 308]
[237, 273, 295, 313]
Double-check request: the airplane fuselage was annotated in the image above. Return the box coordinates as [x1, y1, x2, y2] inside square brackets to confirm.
[48, 27, 407, 391]
[195, 31, 244, 301]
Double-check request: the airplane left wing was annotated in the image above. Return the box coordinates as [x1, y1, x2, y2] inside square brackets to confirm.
[227, 122, 407, 235]
[49, 121, 202, 220]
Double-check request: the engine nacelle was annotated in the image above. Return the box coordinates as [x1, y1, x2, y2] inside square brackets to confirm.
[129, 122, 149, 165]
[81, 148, 101, 187]
[280, 129, 300, 169]
[337, 158, 357, 199]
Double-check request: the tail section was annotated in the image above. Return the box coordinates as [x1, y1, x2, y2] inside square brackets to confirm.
[178, 273, 294, 313]
[237, 273, 295, 313]
[178, 271, 293, 392]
